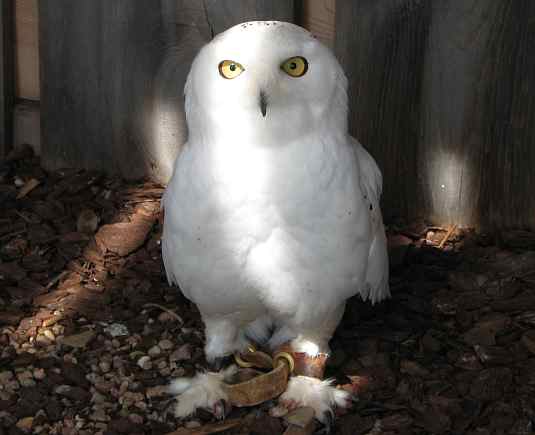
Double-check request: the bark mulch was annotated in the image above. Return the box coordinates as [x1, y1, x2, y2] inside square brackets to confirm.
[1, 146, 535, 435]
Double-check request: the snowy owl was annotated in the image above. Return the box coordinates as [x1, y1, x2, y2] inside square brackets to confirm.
[162, 21, 390, 425]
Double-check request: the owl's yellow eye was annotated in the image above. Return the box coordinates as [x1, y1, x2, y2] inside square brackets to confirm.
[281, 56, 308, 77]
[218, 60, 244, 79]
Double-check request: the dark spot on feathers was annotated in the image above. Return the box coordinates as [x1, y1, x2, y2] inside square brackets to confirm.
[369, 204, 373, 211]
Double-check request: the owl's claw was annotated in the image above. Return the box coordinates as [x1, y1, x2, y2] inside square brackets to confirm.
[318, 410, 335, 434]
[212, 399, 230, 420]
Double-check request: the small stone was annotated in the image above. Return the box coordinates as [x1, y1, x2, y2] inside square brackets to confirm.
[77, 209, 99, 234]
[158, 339, 174, 350]
[90, 409, 109, 422]
[61, 330, 95, 349]
[270, 405, 289, 418]
[158, 312, 174, 323]
[128, 414, 144, 424]
[35, 335, 52, 347]
[33, 368, 46, 380]
[16, 371, 36, 387]
[104, 323, 129, 337]
[284, 407, 315, 428]
[170, 344, 192, 362]
[42, 330, 56, 342]
[16, 416, 34, 432]
[422, 330, 442, 353]
[137, 356, 152, 370]
[145, 385, 169, 399]
[98, 361, 111, 373]
[521, 330, 535, 354]
[0, 371, 14, 385]
[147, 345, 161, 357]
[400, 360, 430, 377]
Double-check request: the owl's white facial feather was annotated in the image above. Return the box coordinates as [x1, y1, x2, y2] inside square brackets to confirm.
[185, 21, 348, 147]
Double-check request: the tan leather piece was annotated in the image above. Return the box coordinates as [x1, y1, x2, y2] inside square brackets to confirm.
[225, 359, 291, 407]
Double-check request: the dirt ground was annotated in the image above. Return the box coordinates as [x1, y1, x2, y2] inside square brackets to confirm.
[1, 147, 535, 435]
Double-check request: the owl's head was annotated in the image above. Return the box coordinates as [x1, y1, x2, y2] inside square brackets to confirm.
[185, 21, 348, 145]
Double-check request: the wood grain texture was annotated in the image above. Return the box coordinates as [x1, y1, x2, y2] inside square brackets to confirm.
[336, 0, 535, 230]
[302, 0, 336, 48]
[204, 0, 295, 35]
[336, 0, 431, 224]
[15, 0, 39, 100]
[40, 0, 295, 182]
[0, 0, 14, 158]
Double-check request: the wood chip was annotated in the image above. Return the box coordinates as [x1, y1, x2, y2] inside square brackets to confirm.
[165, 419, 241, 435]
[61, 330, 96, 348]
[16, 178, 40, 199]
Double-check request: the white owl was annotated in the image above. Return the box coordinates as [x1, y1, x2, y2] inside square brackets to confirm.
[162, 21, 390, 425]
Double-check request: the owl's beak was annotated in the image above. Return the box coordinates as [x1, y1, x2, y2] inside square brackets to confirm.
[259, 91, 268, 117]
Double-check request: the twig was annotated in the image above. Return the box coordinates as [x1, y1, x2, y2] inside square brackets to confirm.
[143, 303, 184, 324]
[438, 225, 457, 249]
[0, 229, 27, 242]
[45, 271, 70, 290]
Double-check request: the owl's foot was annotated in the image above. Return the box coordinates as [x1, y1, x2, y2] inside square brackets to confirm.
[271, 376, 351, 427]
[169, 365, 237, 419]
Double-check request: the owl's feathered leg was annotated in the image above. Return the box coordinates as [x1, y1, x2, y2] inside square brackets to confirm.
[169, 365, 237, 419]
[270, 340, 352, 428]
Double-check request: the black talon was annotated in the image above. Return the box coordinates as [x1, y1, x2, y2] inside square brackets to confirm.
[319, 410, 335, 435]
[213, 399, 230, 420]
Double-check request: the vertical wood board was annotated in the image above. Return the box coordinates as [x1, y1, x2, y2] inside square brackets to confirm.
[0, 0, 14, 157]
[40, 0, 295, 182]
[15, 0, 39, 100]
[336, 0, 535, 230]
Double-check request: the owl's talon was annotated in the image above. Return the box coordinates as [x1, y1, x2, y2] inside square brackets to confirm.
[277, 376, 350, 424]
[212, 399, 230, 420]
[321, 410, 335, 434]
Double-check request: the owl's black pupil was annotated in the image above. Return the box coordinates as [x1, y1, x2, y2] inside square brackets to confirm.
[229, 64, 236, 71]
[290, 62, 297, 70]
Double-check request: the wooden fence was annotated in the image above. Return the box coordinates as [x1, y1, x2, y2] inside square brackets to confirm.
[1, 0, 534, 230]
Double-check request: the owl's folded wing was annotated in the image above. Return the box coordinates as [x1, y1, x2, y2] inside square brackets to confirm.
[352, 138, 391, 304]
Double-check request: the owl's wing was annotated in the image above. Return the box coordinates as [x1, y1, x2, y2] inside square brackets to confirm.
[352, 137, 391, 304]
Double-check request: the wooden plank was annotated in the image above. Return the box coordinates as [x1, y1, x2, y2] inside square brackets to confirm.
[336, 0, 535, 230]
[0, 0, 14, 157]
[204, 1, 295, 35]
[336, 0, 432, 224]
[40, 0, 296, 182]
[302, 0, 336, 48]
[15, 0, 39, 100]
[14, 100, 40, 155]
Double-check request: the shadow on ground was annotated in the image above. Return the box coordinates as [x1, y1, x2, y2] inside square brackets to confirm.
[1, 148, 535, 435]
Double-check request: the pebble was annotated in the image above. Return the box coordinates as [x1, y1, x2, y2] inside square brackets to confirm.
[33, 368, 46, 380]
[16, 371, 36, 387]
[137, 356, 152, 370]
[148, 345, 162, 357]
[35, 334, 52, 347]
[42, 329, 56, 342]
[521, 330, 535, 354]
[158, 339, 174, 350]
[16, 416, 34, 432]
[129, 413, 144, 424]
[145, 385, 169, 399]
[170, 344, 192, 362]
[158, 312, 175, 322]
[0, 370, 14, 384]
[98, 361, 111, 373]
[90, 409, 109, 422]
